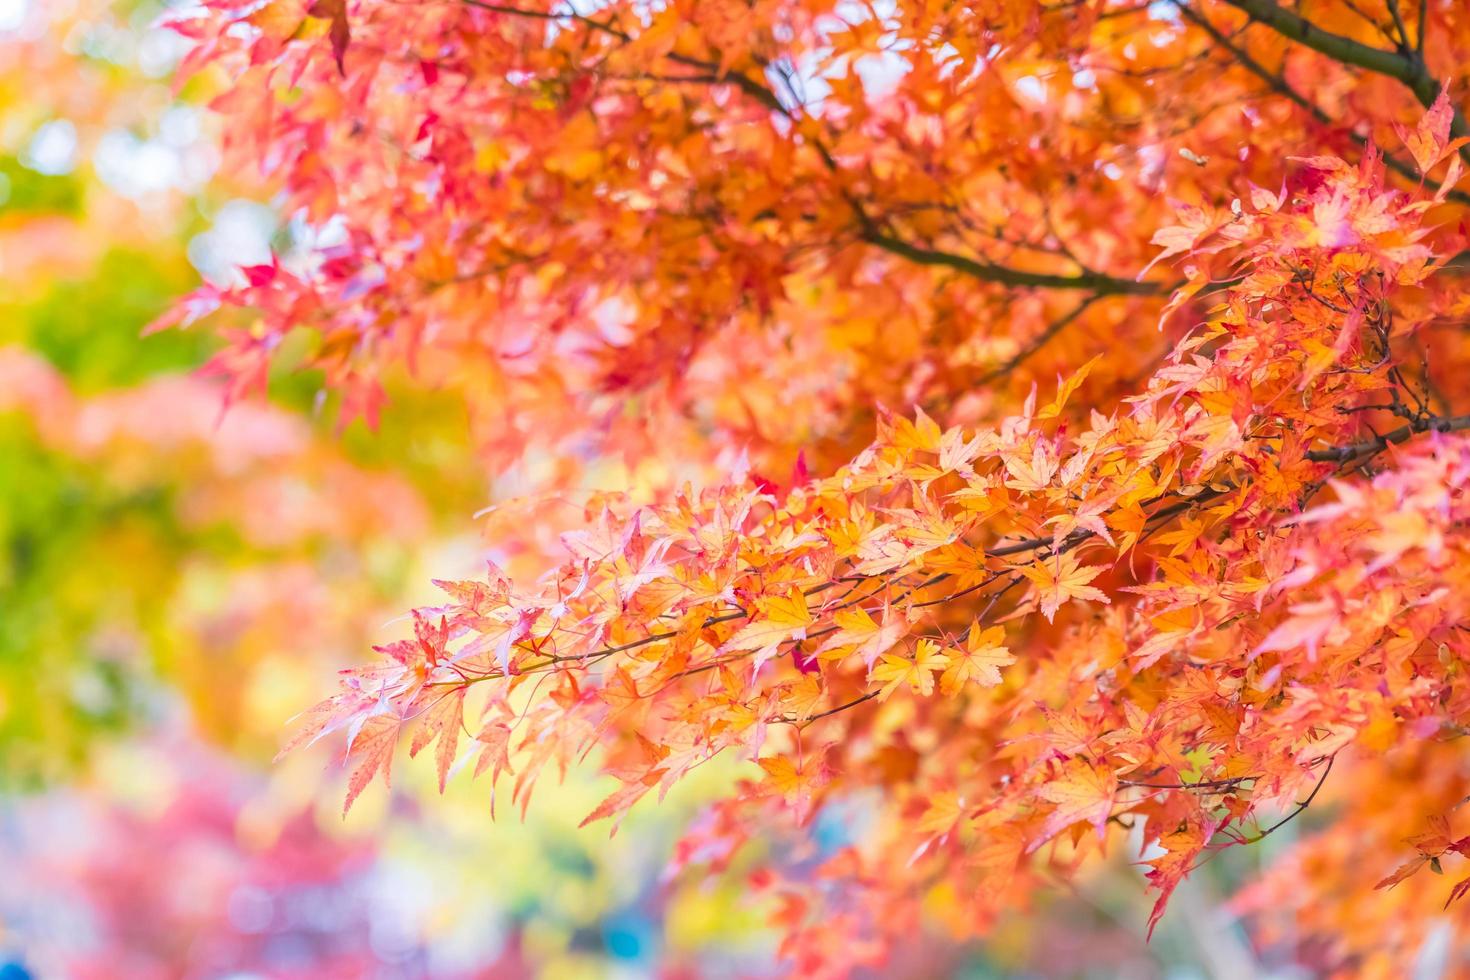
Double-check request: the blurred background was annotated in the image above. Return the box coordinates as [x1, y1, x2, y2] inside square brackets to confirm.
[0, 3, 1321, 977]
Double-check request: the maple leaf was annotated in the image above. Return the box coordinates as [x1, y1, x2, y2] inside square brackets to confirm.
[1144, 825, 1209, 939]
[756, 753, 829, 822]
[580, 769, 665, 834]
[1002, 442, 1059, 492]
[816, 605, 909, 668]
[1044, 495, 1117, 549]
[307, 0, 350, 76]
[1038, 356, 1101, 420]
[870, 640, 950, 700]
[1394, 85, 1458, 173]
[781, 674, 825, 722]
[342, 713, 400, 816]
[1032, 762, 1117, 849]
[1375, 854, 1429, 891]
[724, 587, 814, 673]
[939, 623, 1014, 696]
[472, 721, 515, 783]
[601, 666, 648, 725]
[276, 694, 367, 761]
[407, 688, 465, 793]
[1132, 606, 1200, 669]
[1139, 202, 1225, 277]
[1017, 552, 1110, 622]
[1106, 501, 1150, 555]
[1151, 515, 1206, 557]
[1405, 815, 1454, 857]
[916, 790, 967, 836]
[887, 405, 944, 454]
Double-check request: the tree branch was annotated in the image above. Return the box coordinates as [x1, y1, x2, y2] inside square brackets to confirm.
[462, 0, 1162, 295]
[1222, 0, 1416, 79]
[1221, 0, 1470, 161]
[976, 295, 1104, 385]
[1176, 3, 1470, 204]
[1304, 413, 1470, 462]
[860, 231, 1158, 293]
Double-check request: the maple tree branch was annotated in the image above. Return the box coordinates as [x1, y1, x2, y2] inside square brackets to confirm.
[427, 409, 1466, 695]
[976, 295, 1104, 384]
[859, 231, 1159, 294]
[1220, 0, 1470, 161]
[1237, 753, 1336, 844]
[790, 691, 880, 726]
[1120, 773, 1254, 790]
[1304, 412, 1470, 462]
[461, 0, 1162, 296]
[1385, 0, 1412, 53]
[1220, 0, 1414, 78]
[1177, 3, 1470, 204]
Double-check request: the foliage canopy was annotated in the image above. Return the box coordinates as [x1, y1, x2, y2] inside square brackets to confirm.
[158, 0, 1470, 972]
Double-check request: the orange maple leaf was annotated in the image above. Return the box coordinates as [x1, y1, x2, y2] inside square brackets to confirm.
[343, 713, 400, 816]
[1017, 552, 1110, 622]
[1032, 762, 1117, 849]
[724, 587, 813, 660]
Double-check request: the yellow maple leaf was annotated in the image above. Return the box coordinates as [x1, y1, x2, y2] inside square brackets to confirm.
[758, 755, 805, 793]
[940, 623, 1014, 695]
[1003, 442, 1058, 492]
[756, 754, 828, 821]
[817, 605, 909, 666]
[724, 587, 813, 653]
[782, 674, 825, 722]
[1106, 501, 1149, 555]
[917, 789, 967, 835]
[1038, 355, 1101, 420]
[1152, 514, 1207, 556]
[870, 639, 950, 699]
[891, 406, 943, 453]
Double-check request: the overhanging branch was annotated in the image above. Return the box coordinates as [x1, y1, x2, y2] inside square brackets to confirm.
[462, 0, 1161, 295]
[1177, 3, 1470, 205]
[1221, 0, 1470, 162]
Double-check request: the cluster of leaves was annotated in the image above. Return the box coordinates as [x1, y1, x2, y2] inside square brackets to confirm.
[295, 140, 1470, 958]
[162, 0, 1470, 972]
[2, 7, 797, 977]
[1230, 742, 1470, 972]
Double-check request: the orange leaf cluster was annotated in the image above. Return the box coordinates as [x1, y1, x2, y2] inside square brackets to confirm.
[167, 0, 1470, 970]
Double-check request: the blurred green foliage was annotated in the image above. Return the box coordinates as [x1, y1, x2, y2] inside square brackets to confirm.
[0, 419, 155, 786]
[13, 247, 211, 391]
[0, 155, 83, 215]
[0, 236, 200, 786]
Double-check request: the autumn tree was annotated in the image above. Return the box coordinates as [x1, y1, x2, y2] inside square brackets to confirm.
[165, 0, 1470, 972]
